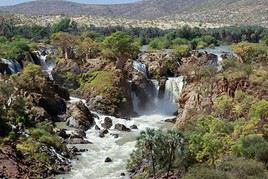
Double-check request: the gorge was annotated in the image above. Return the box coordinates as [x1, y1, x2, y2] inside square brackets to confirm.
[1, 15, 268, 179]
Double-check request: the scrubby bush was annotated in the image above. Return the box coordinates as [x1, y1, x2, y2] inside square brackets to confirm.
[232, 134, 268, 163]
[188, 116, 233, 167]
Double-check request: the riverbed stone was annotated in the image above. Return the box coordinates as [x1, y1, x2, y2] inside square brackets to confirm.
[130, 125, 138, 129]
[101, 117, 113, 129]
[105, 157, 112, 163]
[115, 124, 131, 132]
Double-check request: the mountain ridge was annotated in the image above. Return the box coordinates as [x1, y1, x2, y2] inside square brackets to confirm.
[0, 0, 268, 26]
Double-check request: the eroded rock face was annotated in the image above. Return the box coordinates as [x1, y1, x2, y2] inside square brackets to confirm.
[65, 102, 95, 130]
[139, 51, 179, 79]
[216, 77, 250, 97]
[34, 95, 67, 117]
[0, 142, 71, 178]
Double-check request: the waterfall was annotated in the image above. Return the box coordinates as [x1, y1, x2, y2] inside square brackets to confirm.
[153, 77, 184, 115]
[198, 45, 234, 71]
[1, 59, 22, 73]
[35, 50, 55, 80]
[132, 76, 184, 116]
[133, 60, 147, 77]
[60, 96, 173, 179]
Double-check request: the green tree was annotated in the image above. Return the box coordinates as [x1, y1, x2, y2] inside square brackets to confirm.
[232, 134, 268, 164]
[102, 32, 139, 69]
[77, 37, 98, 60]
[188, 116, 233, 167]
[51, 32, 77, 59]
[165, 130, 185, 178]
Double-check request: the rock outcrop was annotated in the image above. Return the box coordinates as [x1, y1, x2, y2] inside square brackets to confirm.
[65, 101, 95, 130]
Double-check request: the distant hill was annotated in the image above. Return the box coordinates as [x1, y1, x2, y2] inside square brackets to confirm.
[0, 0, 268, 26]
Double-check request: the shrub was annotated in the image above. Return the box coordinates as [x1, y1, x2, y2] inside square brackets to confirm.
[183, 165, 230, 179]
[187, 116, 233, 167]
[174, 45, 191, 59]
[232, 134, 268, 163]
[218, 157, 268, 179]
[31, 122, 63, 151]
[249, 100, 268, 120]
[214, 95, 234, 119]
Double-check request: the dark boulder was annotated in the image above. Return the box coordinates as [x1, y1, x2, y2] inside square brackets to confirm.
[110, 133, 119, 138]
[66, 102, 95, 130]
[101, 117, 113, 129]
[105, 157, 112, 163]
[37, 97, 66, 117]
[99, 129, 109, 138]
[67, 138, 92, 144]
[115, 124, 131, 132]
[95, 125, 100, 130]
[164, 118, 176, 123]
[130, 125, 138, 129]
[0, 62, 12, 74]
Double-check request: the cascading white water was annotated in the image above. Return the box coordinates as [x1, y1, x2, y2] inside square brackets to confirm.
[132, 77, 184, 115]
[0, 59, 22, 73]
[35, 50, 56, 80]
[60, 53, 184, 179]
[59, 97, 174, 179]
[198, 45, 234, 70]
[152, 77, 184, 115]
[133, 60, 147, 77]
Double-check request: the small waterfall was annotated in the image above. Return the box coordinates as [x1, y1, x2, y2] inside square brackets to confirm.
[133, 60, 147, 77]
[164, 77, 184, 103]
[35, 50, 55, 80]
[1, 59, 22, 73]
[198, 45, 234, 71]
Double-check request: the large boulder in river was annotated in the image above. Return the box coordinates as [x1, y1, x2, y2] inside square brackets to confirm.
[101, 117, 113, 129]
[66, 102, 95, 130]
[139, 51, 179, 78]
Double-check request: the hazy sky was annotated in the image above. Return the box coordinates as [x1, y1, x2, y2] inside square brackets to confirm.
[0, 0, 140, 6]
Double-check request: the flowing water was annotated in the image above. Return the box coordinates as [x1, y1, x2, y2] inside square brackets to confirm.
[198, 45, 234, 70]
[0, 58, 22, 73]
[35, 50, 56, 80]
[59, 59, 184, 178]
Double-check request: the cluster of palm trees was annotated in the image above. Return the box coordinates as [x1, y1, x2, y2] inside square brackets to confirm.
[128, 128, 185, 178]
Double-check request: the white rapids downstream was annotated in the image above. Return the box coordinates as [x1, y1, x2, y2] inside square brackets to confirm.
[58, 46, 232, 179]
[60, 83, 181, 179]
[59, 51, 185, 179]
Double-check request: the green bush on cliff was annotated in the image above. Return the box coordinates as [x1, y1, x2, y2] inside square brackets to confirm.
[249, 100, 268, 120]
[31, 122, 64, 151]
[232, 42, 268, 63]
[80, 71, 116, 94]
[187, 116, 233, 167]
[173, 45, 191, 59]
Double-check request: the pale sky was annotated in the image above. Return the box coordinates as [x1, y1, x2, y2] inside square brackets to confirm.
[0, 0, 140, 6]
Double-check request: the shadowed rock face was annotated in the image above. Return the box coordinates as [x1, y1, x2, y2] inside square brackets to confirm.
[65, 102, 95, 130]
